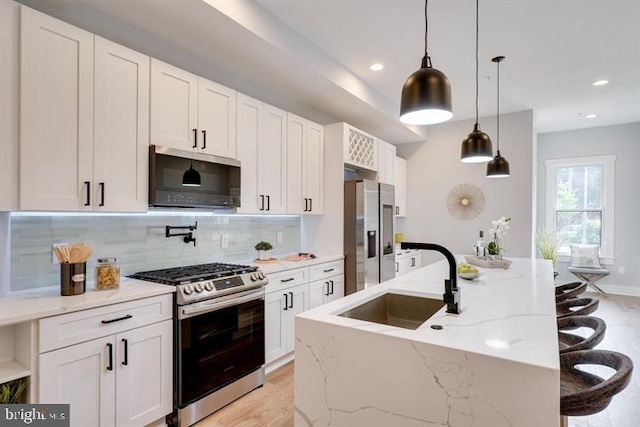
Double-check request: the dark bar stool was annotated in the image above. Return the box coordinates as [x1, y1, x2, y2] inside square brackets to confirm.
[560, 349, 633, 427]
[557, 316, 606, 353]
[556, 297, 599, 318]
[555, 281, 587, 303]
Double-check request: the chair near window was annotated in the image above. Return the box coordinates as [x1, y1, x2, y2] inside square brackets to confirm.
[567, 244, 610, 296]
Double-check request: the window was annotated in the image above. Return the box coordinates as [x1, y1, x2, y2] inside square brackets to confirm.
[545, 155, 615, 262]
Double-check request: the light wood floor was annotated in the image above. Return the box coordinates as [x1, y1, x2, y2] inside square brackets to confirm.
[195, 292, 639, 427]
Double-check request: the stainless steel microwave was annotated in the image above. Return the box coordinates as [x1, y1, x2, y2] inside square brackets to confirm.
[149, 145, 241, 209]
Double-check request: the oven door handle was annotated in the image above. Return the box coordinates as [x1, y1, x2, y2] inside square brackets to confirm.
[178, 289, 265, 319]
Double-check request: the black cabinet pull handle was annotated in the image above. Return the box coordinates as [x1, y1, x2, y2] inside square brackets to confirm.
[84, 181, 91, 206]
[280, 277, 295, 283]
[101, 314, 133, 324]
[107, 343, 113, 371]
[266, 195, 270, 211]
[288, 291, 293, 309]
[202, 129, 207, 149]
[283, 293, 288, 311]
[396, 206, 399, 215]
[396, 262, 399, 272]
[325, 282, 330, 296]
[303, 198, 307, 212]
[260, 195, 265, 211]
[323, 268, 334, 273]
[99, 182, 105, 207]
[330, 280, 334, 295]
[122, 338, 128, 366]
[193, 129, 198, 148]
[309, 198, 312, 212]
[411, 257, 415, 267]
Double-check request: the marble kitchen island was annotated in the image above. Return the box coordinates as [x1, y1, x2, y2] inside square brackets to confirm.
[294, 257, 559, 427]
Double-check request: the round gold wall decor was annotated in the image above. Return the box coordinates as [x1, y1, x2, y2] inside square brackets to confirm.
[446, 184, 485, 220]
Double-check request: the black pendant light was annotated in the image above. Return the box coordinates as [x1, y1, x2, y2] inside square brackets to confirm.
[400, 0, 453, 125]
[460, 0, 493, 163]
[486, 55, 511, 178]
[182, 161, 201, 187]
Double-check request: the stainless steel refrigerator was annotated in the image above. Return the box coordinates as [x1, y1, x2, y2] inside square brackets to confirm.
[344, 179, 395, 295]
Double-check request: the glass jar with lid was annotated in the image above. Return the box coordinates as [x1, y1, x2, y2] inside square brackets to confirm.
[96, 257, 120, 290]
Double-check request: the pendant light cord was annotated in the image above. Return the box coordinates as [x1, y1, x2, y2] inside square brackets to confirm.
[474, 0, 479, 125]
[422, 0, 432, 68]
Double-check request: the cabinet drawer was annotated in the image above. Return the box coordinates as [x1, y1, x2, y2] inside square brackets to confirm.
[266, 268, 307, 294]
[39, 294, 173, 353]
[309, 260, 344, 282]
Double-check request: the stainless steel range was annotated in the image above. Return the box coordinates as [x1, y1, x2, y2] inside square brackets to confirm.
[130, 263, 268, 427]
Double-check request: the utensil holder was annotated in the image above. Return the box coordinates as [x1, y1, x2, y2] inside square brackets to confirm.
[61, 262, 86, 296]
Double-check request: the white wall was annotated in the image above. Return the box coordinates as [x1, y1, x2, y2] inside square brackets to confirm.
[398, 110, 535, 261]
[537, 122, 640, 296]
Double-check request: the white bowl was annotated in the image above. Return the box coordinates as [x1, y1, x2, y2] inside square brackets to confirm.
[458, 272, 480, 280]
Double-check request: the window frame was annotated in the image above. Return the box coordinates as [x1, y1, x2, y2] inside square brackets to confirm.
[545, 155, 615, 264]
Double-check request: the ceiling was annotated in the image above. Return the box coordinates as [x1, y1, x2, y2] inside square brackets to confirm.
[19, 0, 640, 143]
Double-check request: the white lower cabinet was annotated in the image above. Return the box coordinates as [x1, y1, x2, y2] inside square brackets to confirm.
[38, 295, 173, 427]
[265, 282, 309, 364]
[396, 249, 421, 276]
[309, 274, 344, 309]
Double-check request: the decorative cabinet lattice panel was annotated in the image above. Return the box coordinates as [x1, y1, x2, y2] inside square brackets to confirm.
[345, 127, 377, 171]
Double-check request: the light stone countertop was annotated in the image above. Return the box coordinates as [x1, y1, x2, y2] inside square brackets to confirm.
[0, 278, 175, 327]
[247, 254, 344, 275]
[297, 256, 558, 370]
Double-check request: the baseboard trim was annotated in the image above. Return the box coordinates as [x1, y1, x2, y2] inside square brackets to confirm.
[266, 352, 294, 375]
[587, 284, 640, 297]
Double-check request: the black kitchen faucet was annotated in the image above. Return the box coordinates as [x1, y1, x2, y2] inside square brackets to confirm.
[400, 242, 460, 314]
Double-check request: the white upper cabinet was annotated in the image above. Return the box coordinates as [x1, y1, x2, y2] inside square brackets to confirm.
[395, 156, 407, 217]
[237, 95, 287, 214]
[149, 59, 198, 151]
[377, 139, 396, 185]
[20, 7, 148, 212]
[150, 59, 237, 158]
[93, 37, 149, 212]
[287, 113, 324, 215]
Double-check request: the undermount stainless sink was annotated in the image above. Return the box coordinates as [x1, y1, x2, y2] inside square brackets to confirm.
[338, 292, 445, 330]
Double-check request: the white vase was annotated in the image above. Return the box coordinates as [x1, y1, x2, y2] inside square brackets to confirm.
[258, 250, 271, 260]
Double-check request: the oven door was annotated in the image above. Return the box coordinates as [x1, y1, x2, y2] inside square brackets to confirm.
[177, 288, 265, 407]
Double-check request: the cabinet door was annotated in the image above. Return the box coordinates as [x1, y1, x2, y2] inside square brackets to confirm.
[116, 320, 172, 427]
[304, 121, 324, 215]
[265, 291, 288, 363]
[284, 283, 309, 352]
[308, 279, 330, 310]
[236, 93, 262, 213]
[197, 78, 237, 158]
[394, 157, 407, 217]
[286, 113, 305, 214]
[20, 7, 94, 211]
[327, 274, 345, 303]
[261, 104, 288, 213]
[94, 37, 149, 213]
[378, 140, 396, 185]
[150, 59, 198, 151]
[39, 336, 116, 427]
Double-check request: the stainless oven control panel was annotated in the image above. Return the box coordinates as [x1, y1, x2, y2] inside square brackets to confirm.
[176, 271, 267, 305]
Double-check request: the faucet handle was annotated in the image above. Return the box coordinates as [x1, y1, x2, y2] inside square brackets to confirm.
[443, 279, 461, 314]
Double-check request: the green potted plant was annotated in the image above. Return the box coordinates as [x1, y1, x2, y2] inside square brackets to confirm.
[0, 377, 29, 404]
[255, 241, 273, 260]
[536, 229, 560, 275]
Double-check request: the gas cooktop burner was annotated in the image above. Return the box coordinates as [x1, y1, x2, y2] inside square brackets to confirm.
[129, 262, 258, 285]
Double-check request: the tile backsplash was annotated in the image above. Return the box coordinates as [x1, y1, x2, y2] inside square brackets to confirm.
[10, 213, 300, 291]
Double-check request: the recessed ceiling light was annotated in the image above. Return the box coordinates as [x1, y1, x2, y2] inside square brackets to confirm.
[585, 114, 597, 119]
[370, 63, 384, 71]
[592, 80, 609, 86]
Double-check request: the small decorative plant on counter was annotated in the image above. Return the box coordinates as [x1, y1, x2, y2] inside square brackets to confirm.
[487, 216, 511, 258]
[255, 241, 273, 260]
[0, 377, 29, 404]
[536, 229, 560, 267]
